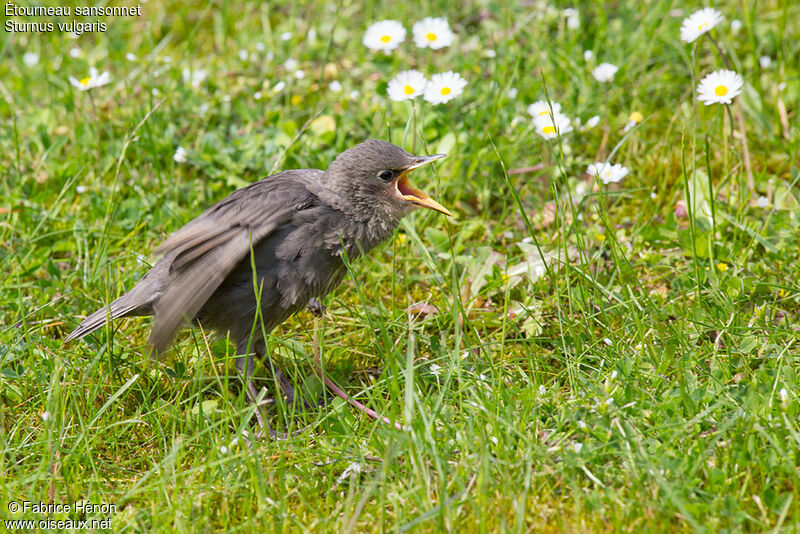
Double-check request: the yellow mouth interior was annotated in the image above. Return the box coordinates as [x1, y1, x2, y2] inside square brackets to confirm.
[395, 171, 453, 217]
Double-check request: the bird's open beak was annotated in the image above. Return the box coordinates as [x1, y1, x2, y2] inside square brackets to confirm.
[395, 154, 453, 217]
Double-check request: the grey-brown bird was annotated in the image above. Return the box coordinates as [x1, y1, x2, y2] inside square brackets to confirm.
[66, 139, 451, 433]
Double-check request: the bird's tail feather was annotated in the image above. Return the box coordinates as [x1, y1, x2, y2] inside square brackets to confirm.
[64, 293, 147, 343]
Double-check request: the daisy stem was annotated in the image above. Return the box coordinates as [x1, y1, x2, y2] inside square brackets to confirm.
[722, 107, 729, 199]
[87, 89, 99, 119]
[412, 100, 418, 154]
[706, 33, 755, 193]
[704, 136, 717, 270]
[86, 90, 102, 163]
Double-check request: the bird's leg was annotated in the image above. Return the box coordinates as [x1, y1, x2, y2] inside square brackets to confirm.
[235, 341, 274, 439]
[250, 340, 314, 440]
[312, 326, 404, 431]
[307, 297, 326, 318]
[253, 339, 297, 405]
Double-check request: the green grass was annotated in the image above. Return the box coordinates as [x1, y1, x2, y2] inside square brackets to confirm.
[2, 0, 800, 531]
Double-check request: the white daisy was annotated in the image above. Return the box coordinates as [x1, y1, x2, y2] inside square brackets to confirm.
[363, 20, 406, 52]
[696, 69, 743, 105]
[283, 58, 298, 71]
[756, 196, 770, 208]
[125, 52, 137, 61]
[423, 71, 466, 104]
[680, 8, 724, 43]
[507, 87, 518, 99]
[182, 68, 207, 88]
[329, 80, 343, 93]
[23, 52, 39, 67]
[238, 49, 249, 61]
[69, 47, 81, 58]
[254, 91, 262, 100]
[40, 411, 52, 421]
[527, 99, 562, 119]
[272, 80, 286, 93]
[173, 146, 188, 163]
[68, 67, 110, 91]
[412, 17, 455, 50]
[592, 63, 618, 82]
[759, 55, 771, 69]
[280, 31, 292, 41]
[538, 385, 547, 395]
[730, 19, 742, 33]
[779, 388, 789, 403]
[563, 8, 580, 29]
[387, 69, 427, 101]
[585, 115, 601, 129]
[533, 112, 573, 139]
[587, 162, 629, 184]
[255, 42, 265, 52]
[583, 49, 594, 61]
[294, 70, 305, 79]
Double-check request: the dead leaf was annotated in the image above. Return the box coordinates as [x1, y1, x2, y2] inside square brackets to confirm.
[406, 302, 439, 317]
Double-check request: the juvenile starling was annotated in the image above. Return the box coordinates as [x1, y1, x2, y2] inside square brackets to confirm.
[66, 139, 451, 432]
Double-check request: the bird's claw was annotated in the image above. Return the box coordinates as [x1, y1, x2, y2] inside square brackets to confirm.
[307, 298, 326, 318]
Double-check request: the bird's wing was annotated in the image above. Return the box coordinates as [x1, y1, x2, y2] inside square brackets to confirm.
[148, 170, 323, 353]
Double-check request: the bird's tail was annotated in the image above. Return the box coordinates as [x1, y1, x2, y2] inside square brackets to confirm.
[64, 291, 150, 343]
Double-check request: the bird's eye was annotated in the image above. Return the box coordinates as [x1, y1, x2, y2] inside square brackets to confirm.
[377, 170, 394, 181]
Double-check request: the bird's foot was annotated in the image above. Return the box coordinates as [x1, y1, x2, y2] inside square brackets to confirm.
[307, 297, 326, 318]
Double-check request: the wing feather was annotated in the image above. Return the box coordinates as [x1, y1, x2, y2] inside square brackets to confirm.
[145, 170, 324, 354]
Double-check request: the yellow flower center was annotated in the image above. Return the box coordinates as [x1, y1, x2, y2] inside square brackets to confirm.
[403, 84, 414, 95]
[714, 85, 728, 96]
[629, 111, 643, 123]
[698, 22, 709, 31]
[440, 87, 451, 96]
[380, 35, 391, 43]
[539, 110, 549, 116]
[290, 94, 303, 106]
[80, 77, 91, 86]
[717, 262, 728, 271]
[596, 234, 606, 242]
[542, 125, 556, 134]
[426, 32, 437, 41]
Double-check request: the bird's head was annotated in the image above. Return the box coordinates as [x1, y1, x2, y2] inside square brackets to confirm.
[323, 139, 453, 220]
